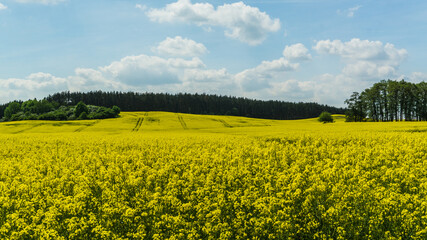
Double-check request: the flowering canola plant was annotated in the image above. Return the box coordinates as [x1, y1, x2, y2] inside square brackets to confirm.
[1, 112, 427, 239]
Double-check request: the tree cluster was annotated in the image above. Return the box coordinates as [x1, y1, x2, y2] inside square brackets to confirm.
[0, 99, 120, 122]
[39, 91, 345, 120]
[345, 79, 427, 121]
[318, 111, 334, 123]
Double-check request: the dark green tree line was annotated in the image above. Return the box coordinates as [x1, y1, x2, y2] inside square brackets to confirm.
[40, 91, 345, 120]
[1, 92, 345, 121]
[1, 98, 120, 121]
[345, 79, 427, 121]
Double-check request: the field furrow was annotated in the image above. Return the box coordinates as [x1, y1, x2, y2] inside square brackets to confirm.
[177, 114, 188, 130]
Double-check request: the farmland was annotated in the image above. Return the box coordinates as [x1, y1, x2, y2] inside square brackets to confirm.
[1, 112, 427, 239]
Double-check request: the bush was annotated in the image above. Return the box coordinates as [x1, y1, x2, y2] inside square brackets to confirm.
[53, 111, 68, 121]
[22, 99, 54, 114]
[68, 115, 77, 121]
[112, 106, 121, 116]
[10, 112, 25, 121]
[75, 101, 89, 118]
[4, 102, 21, 120]
[79, 112, 88, 120]
[26, 113, 38, 120]
[38, 112, 56, 120]
[4, 100, 119, 122]
[318, 111, 333, 123]
[102, 108, 116, 118]
[37, 111, 68, 121]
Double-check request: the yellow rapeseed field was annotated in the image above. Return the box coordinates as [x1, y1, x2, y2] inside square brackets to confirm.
[1, 112, 427, 239]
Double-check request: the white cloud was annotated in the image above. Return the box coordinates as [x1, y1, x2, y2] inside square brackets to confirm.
[135, 4, 147, 11]
[269, 80, 314, 100]
[182, 68, 229, 83]
[283, 43, 312, 61]
[154, 36, 208, 57]
[14, 0, 66, 4]
[407, 72, 427, 83]
[0, 3, 7, 10]
[235, 58, 299, 91]
[314, 38, 407, 63]
[0, 52, 304, 105]
[310, 38, 409, 106]
[311, 74, 354, 106]
[67, 68, 124, 92]
[0, 55, 214, 104]
[147, 0, 213, 23]
[1, 72, 67, 91]
[342, 61, 396, 78]
[146, 0, 281, 45]
[255, 58, 299, 72]
[0, 73, 68, 103]
[180, 68, 236, 94]
[314, 38, 407, 80]
[2, 38, 411, 107]
[337, 5, 361, 18]
[100, 55, 205, 86]
[96, 55, 235, 95]
[347, 6, 361, 17]
[69, 54, 226, 94]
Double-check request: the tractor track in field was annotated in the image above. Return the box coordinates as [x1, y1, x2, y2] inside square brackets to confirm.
[211, 118, 233, 128]
[132, 113, 148, 132]
[132, 118, 144, 132]
[177, 114, 188, 130]
[74, 120, 100, 132]
[13, 123, 45, 134]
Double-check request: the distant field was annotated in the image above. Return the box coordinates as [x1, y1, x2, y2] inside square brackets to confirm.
[2, 111, 427, 136]
[1, 112, 427, 239]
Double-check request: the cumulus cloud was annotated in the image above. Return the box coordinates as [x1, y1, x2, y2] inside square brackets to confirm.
[269, 80, 314, 100]
[0, 51, 304, 105]
[99, 55, 205, 86]
[14, 0, 66, 4]
[235, 58, 299, 91]
[0, 54, 214, 103]
[314, 38, 407, 63]
[146, 0, 281, 45]
[154, 36, 208, 57]
[96, 55, 237, 95]
[0, 73, 68, 103]
[310, 38, 409, 106]
[67, 68, 124, 92]
[1, 72, 67, 91]
[407, 72, 427, 83]
[283, 43, 312, 61]
[314, 38, 407, 79]
[182, 68, 229, 83]
[180, 68, 236, 94]
[342, 61, 396, 78]
[0, 3, 7, 10]
[3, 38, 411, 107]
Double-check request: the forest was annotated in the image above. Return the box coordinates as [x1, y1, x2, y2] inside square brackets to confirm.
[345, 79, 427, 121]
[0, 91, 345, 120]
[0, 99, 120, 122]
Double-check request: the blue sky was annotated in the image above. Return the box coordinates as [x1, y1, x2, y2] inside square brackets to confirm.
[1, 0, 426, 106]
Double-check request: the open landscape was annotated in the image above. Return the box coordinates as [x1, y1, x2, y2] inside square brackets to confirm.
[2, 0, 427, 239]
[1, 112, 427, 239]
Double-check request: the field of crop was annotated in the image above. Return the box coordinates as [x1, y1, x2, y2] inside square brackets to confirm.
[1, 112, 427, 239]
